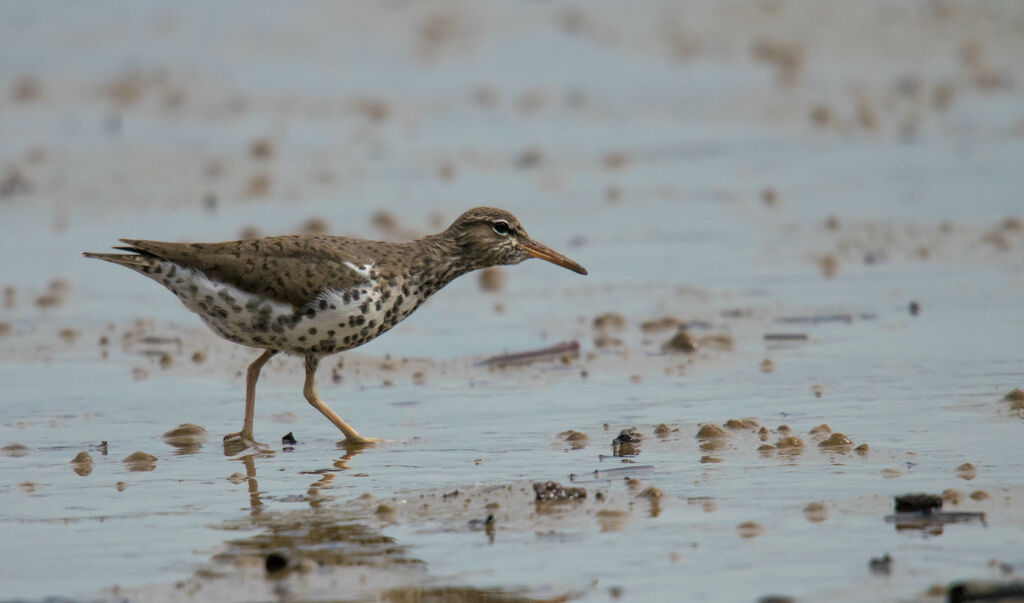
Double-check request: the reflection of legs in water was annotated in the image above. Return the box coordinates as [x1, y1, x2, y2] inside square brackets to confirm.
[307, 473, 335, 509]
[240, 455, 261, 513]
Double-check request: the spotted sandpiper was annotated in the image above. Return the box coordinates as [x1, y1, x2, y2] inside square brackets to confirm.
[84, 207, 587, 447]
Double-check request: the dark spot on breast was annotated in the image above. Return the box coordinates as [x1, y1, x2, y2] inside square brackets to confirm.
[308, 327, 317, 335]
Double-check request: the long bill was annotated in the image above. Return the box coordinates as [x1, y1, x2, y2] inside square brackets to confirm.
[522, 239, 588, 275]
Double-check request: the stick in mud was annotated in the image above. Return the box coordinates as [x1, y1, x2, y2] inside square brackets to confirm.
[478, 341, 580, 367]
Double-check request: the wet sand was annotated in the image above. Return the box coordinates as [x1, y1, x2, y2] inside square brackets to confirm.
[2, 1, 1024, 601]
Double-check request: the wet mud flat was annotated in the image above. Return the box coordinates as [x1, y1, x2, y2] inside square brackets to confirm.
[3, 0, 1024, 601]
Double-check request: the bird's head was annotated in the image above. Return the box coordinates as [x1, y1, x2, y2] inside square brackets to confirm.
[445, 207, 588, 275]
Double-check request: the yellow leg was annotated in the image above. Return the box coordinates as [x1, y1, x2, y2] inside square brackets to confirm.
[224, 349, 276, 445]
[303, 356, 377, 445]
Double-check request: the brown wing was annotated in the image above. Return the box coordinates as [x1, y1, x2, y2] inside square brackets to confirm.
[117, 235, 370, 307]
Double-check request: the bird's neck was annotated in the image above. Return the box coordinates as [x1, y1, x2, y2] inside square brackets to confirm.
[404, 232, 477, 293]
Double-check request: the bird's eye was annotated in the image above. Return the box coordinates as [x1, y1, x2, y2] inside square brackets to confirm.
[491, 220, 512, 236]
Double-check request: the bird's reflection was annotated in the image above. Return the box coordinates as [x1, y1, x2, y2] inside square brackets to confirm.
[226, 441, 371, 515]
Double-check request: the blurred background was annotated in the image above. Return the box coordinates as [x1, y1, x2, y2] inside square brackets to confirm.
[2, 2, 1024, 601]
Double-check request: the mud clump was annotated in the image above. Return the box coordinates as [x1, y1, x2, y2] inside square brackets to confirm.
[760, 358, 775, 373]
[775, 436, 804, 449]
[955, 462, 978, 480]
[1, 443, 29, 457]
[736, 521, 765, 539]
[942, 489, 965, 505]
[122, 451, 157, 471]
[808, 424, 831, 435]
[191, 350, 207, 364]
[593, 312, 626, 330]
[640, 317, 679, 332]
[613, 428, 641, 444]
[818, 433, 854, 450]
[751, 38, 805, 87]
[162, 423, 208, 448]
[724, 418, 759, 431]
[663, 330, 696, 353]
[638, 487, 665, 500]
[818, 255, 838, 278]
[653, 423, 675, 436]
[1004, 389, 1024, 411]
[612, 428, 641, 455]
[595, 335, 623, 348]
[533, 481, 586, 502]
[698, 334, 734, 351]
[559, 430, 589, 449]
[70, 451, 93, 476]
[803, 501, 829, 522]
[249, 138, 273, 160]
[299, 217, 329, 235]
[245, 173, 271, 197]
[478, 267, 505, 292]
[696, 424, 726, 440]
[969, 490, 990, 501]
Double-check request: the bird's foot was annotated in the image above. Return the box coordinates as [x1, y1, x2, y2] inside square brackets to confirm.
[223, 431, 268, 450]
[341, 435, 381, 447]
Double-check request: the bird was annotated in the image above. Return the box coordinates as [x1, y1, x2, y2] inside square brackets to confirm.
[84, 207, 587, 448]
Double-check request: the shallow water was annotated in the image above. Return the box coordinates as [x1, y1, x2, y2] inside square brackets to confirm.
[2, 1, 1024, 602]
